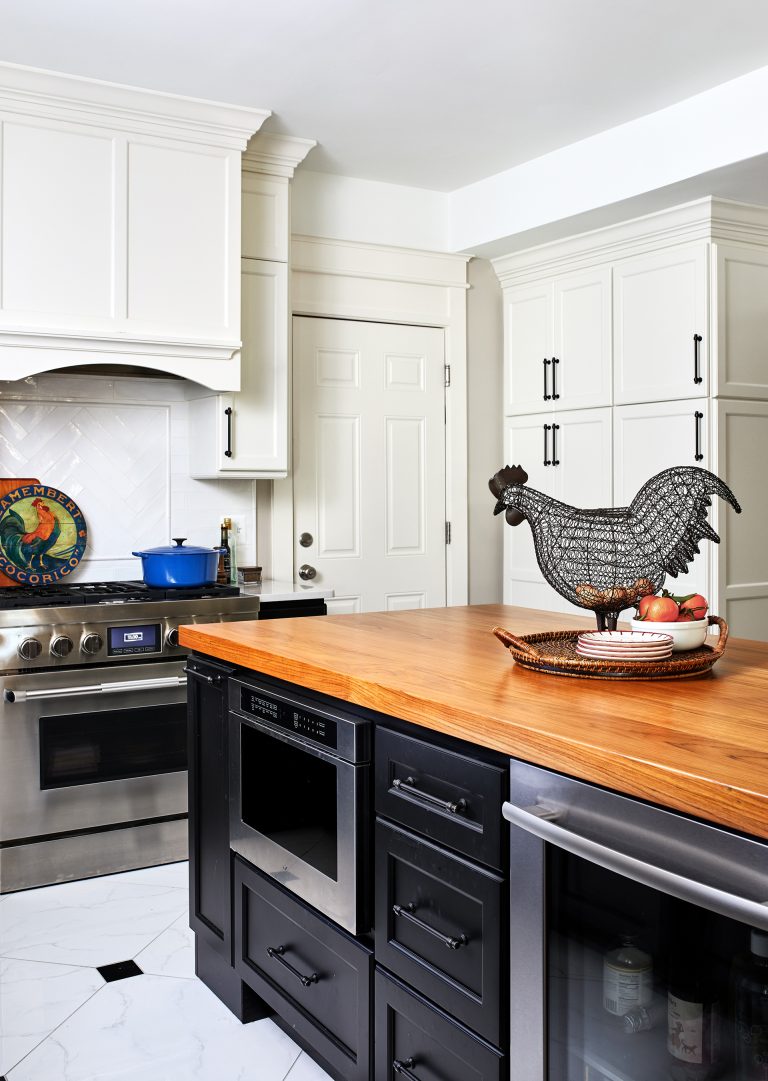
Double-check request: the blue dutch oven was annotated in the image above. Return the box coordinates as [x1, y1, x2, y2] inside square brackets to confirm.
[132, 537, 224, 588]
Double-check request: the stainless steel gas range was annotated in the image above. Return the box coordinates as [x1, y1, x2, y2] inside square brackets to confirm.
[0, 581, 260, 893]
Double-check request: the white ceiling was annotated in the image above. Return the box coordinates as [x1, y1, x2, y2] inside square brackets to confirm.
[3, 0, 768, 191]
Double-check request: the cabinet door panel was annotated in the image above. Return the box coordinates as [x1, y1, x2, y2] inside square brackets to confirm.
[614, 400, 711, 600]
[553, 267, 611, 411]
[713, 244, 768, 400]
[503, 282, 553, 416]
[614, 244, 708, 404]
[502, 414, 567, 613]
[551, 408, 613, 511]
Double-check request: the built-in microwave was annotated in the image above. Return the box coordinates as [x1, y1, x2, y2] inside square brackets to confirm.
[228, 675, 371, 935]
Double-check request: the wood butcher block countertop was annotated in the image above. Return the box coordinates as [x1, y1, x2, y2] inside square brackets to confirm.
[180, 605, 768, 841]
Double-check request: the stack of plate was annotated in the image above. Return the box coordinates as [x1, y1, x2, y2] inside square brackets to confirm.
[576, 629, 674, 662]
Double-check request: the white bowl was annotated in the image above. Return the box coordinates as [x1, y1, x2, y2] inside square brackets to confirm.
[629, 618, 708, 652]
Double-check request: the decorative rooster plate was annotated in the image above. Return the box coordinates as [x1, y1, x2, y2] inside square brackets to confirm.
[0, 484, 87, 585]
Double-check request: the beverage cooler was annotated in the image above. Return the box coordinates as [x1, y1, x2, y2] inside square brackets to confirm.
[503, 761, 768, 1081]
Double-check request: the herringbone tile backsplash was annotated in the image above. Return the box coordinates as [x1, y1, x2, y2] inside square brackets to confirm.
[0, 374, 256, 581]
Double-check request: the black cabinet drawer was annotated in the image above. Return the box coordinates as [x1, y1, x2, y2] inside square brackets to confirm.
[233, 857, 371, 1081]
[375, 820, 504, 1046]
[375, 968, 506, 1081]
[375, 727, 506, 870]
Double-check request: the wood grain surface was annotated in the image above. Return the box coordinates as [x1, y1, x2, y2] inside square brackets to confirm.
[179, 604, 768, 840]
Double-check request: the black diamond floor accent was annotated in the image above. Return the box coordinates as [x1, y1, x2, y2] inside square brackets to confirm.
[97, 960, 143, 983]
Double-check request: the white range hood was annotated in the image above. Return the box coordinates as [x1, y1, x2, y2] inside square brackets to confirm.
[0, 63, 270, 390]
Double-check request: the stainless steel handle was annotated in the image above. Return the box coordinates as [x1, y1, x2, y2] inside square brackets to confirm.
[502, 800, 768, 931]
[266, 945, 319, 988]
[393, 1059, 421, 1080]
[392, 775, 467, 815]
[298, 564, 317, 581]
[392, 902, 468, 950]
[4, 675, 186, 704]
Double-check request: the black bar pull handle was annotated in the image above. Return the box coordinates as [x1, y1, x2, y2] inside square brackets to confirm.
[391, 776, 467, 815]
[552, 423, 560, 466]
[693, 334, 703, 385]
[393, 902, 468, 950]
[183, 666, 221, 688]
[393, 1060, 422, 1080]
[543, 358, 551, 401]
[266, 946, 319, 988]
[694, 410, 704, 461]
[224, 405, 233, 458]
[551, 356, 560, 400]
[544, 424, 551, 466]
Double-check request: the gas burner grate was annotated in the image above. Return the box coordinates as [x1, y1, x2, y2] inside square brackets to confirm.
[0, 580, 241, 609]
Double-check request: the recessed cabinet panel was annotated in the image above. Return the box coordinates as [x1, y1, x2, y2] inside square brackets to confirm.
[614, 399, 711, 602]
[1, 122, 115, 321]
[127, 141, 233, 335]
[553, 267, 612, 411]
[554, 408, 613, 509]
[713, 244, 768, 400]
[614, 244, 708, 404]
[241, 173, 288, 262]
[504, 282, 553, 415]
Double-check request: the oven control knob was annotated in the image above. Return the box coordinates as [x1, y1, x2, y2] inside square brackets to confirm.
[81, 633, 104, 656]
[18, 637, 42, 661]
[50, 635, 74, 658]
[166, 628, 180, 648]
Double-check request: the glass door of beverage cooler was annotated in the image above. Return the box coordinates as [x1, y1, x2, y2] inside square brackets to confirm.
[503, 762, 768, 1081]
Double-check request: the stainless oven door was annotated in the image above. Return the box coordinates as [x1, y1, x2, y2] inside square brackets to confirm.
[229, 710, 367, 935]
[0, 661, 188, 844]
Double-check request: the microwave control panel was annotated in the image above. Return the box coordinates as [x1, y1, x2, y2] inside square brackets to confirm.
[240, 687, 338, 750]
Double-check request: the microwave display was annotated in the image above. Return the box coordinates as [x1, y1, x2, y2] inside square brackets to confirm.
[239, 687, 338, 750]
[107, 624, 161, 656]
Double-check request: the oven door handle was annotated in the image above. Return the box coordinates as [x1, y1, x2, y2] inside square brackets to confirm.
[502, 800, 768, 931]
[4, 675, 187, 704]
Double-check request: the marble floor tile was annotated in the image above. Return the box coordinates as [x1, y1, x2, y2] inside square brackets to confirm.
[0, 958, 104, 1075]
[106, 861, 189, 891]
[7, 975, 303, 1081]
[133, 914, 195, 979]
[285, 1051, 334, 1080]
[0, 878, 187, 968]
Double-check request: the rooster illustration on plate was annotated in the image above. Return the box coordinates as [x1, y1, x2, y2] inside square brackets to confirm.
[489, 464, 741, 630]
[0, 485, 87, 585]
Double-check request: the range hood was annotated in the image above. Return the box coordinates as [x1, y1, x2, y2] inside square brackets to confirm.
[0, 63, 270, 391]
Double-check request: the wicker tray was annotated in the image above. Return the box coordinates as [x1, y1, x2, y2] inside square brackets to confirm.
[493, 616, 728, 680]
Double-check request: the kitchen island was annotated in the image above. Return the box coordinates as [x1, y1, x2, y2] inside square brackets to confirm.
[180, 605, 768, 1081]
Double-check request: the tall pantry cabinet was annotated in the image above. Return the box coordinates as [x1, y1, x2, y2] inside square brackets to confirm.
[493, 198, 768, 639]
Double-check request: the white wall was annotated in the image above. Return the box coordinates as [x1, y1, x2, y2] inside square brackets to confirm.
[0, 372, 256, 582]
[466, 258, 503, 604]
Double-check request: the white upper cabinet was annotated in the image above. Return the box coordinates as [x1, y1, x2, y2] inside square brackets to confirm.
[0, 63, 269, 388]
[712, 243, 768, 400]
[613, 243, 709, 405]
[503, 267, 611, 416]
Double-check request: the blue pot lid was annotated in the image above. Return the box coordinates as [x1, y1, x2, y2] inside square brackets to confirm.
[132, 538, 223, 557]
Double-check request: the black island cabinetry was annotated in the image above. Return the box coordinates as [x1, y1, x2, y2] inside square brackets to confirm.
[186, 656, 510, 1080]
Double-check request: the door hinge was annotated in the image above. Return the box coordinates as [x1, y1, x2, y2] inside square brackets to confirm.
[445, 521, 451, 545]
[444, 364, 451, 388]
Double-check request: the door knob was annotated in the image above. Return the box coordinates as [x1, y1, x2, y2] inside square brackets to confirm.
[298, 564, 317, 581]
[299, 532, 313, 548]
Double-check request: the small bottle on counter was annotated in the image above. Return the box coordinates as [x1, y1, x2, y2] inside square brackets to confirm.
[217, 520, 231, 584]
[734, 928, 768, 1080]
[225, 517, 237, 585]
[603, 935, 653, 1018]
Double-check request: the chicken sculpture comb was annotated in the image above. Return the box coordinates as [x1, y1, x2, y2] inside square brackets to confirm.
[489, 464, 741, 630]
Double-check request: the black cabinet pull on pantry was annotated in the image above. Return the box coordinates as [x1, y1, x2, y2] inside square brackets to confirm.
[224, 404, 233, 457]
[543, 423, 551, 466]
[543, 357, 551, 400]
[695, 409, 704, 461]
[266, 945, 320, 988]
[551, 422, 560, 466]
[551, 356, 560, 400]
[693, 332, 703, 384]
[392, 775, 467, 815]
[392, 902, 469, 950]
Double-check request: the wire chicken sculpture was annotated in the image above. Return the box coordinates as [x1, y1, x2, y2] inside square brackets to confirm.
[489, 465, 741, 630]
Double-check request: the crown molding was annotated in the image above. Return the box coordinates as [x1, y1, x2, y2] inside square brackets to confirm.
[0, 62, 270, 150]
[292, 234, 469, 289]
[242, 132, 317, 178]
[492, 197, 768, 287]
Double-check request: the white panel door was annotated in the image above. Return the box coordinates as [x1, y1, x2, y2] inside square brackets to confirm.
[553, 267, 612, 412]
[614, 399, 711, 601]
[613, 243, 708, 404]
[712, 243, 768, 400]
[292, 317, 446, 615]
[503, 282, 553, 416]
